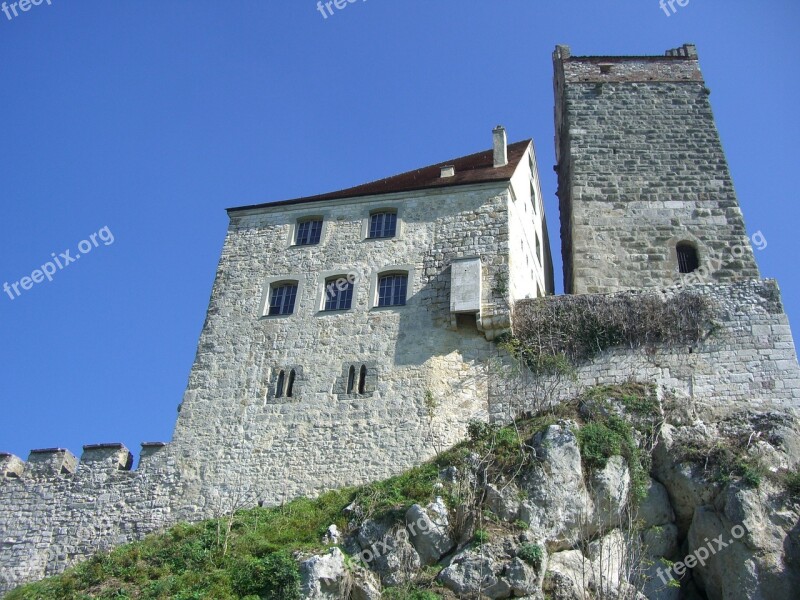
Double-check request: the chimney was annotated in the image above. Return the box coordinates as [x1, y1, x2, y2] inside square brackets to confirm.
[493, 126, 507, 168]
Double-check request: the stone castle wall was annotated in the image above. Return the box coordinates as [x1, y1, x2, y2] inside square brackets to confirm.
[489, 279, 800, 423]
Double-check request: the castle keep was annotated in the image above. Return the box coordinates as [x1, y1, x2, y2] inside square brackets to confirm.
[1, 45, 799, 595]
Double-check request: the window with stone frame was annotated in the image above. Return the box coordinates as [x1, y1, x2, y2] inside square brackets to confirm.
[369, 211, 397, 239]
[275, 370, 286, 398]
[358, 365, 367, 394]
[346, 366, 356, 394]
[269, 282, 298, 315]
[295, 219, 323, 245]
[377, 273, 408, 307]
[323, 276, 354, 311]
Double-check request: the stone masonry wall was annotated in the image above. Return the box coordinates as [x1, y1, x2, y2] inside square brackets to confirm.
[489, 279, 800, 422]
[0, 444, 186, 595]
[553, 45, 760, 294]
[169, 181, 524, 513]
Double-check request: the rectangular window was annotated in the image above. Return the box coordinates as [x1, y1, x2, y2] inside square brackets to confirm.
[269, 283, 298, 315]
[324, 278, 354, 311]
[377, 273, 407, 307]
[535, 233, 542, 262]
[296, 220, 323, 245]
[369, 212, 397, 239]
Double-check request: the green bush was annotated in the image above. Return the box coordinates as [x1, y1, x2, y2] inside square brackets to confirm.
[230, 551, 300, 600]
[785, 469, 800, 498]
[473, 529, 489, 545]
[577, 422, 623, 470]
[577, 415, 649, 504]
[517, 543, 543, 567]
[467, 420, 497, 442]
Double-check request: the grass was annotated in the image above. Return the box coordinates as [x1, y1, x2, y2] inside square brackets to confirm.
[678, 437, 769, 490]
[6, 462, 449, 600]
[517, 543, 544, 568]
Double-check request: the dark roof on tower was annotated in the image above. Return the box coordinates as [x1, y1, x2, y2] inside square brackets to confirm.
[228, 139, 531, 212]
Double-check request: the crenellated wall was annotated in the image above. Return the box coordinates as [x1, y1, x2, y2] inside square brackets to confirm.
[0, 442, 187, 595]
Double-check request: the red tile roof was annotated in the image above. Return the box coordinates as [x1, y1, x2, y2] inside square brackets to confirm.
[228, 139, 531, 212]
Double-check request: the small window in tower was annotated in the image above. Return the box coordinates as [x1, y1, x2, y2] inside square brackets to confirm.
[269, 282, 298, 315]
[286, 369, 296, 398]
[677, 242, 700, 274]
[296, 219, 323, 245]
[358, 365, 367, 394]
[599, 63, 613, 74]
[346, 365, 356, 394]
[369, 211, 397, 239]
[276, 370, 285, 398]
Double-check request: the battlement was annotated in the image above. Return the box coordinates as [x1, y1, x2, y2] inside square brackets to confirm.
[27, 448, 77, 476]
[554, 43, 702, 83]
[0, 453, 24, 478]
[0, 442, 169, 480]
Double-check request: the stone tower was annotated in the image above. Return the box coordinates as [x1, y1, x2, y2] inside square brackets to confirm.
[553, 44, 760, 294]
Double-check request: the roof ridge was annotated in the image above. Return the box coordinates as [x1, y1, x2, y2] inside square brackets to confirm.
[228, 139, 532, 212]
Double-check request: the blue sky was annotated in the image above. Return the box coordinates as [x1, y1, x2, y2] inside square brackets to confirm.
[1, 0, 798, 461]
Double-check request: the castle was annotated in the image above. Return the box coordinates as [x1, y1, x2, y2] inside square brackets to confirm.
[1, 44, 799, 595]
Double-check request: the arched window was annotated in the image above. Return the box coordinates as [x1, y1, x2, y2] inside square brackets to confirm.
[346, 366, 356, 394]
[275, 370, 286, 398]
[677, 242, 699, 274]
[358, 365, 367, 394]
[286, 369, 296, 398]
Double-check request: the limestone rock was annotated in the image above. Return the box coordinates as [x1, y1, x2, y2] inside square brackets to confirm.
[437, 550, 510, 599]
[688, 482, 800, 600]
[589, 455, 630, 533]
[357, 519, 421, 586]
[640, 559, 682, 600]
[544, 530, 632, 599]
[299, 548, 348, 600]
[485, 481, 522, 522]
[641, 523, 679, 559]
[322, 524, 340, 545]
[652, 423, 721, 535]
[504, 556, 539, 596]
[544, 549, 587, 599]
[518, 421, 593, 550]
[637, 477, 675, 528]
[405, 497, 455, 565]
[349, 565, 382, 600]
